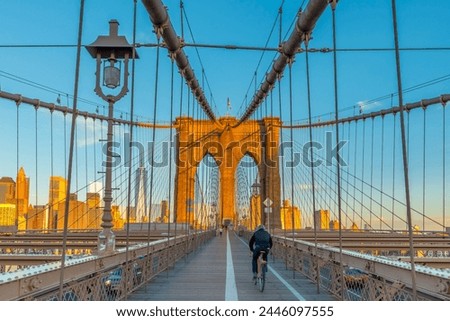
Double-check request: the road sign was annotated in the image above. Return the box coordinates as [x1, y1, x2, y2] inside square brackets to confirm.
[263, 197, 273, 207]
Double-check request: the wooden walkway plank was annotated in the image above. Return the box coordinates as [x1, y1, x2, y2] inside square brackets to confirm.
[128, 231, 336, 301]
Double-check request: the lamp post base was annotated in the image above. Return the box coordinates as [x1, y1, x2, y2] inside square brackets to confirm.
[97, 229, 116, 255]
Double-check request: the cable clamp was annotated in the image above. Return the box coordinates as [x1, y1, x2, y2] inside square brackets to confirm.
[15, 95, 22, 107]
[420, 99, 427, 110]
[440, 95, 447, 108]
[302, 32, 312, 47]
[329, 0, 338, 10]
[34, 99, 40, 110]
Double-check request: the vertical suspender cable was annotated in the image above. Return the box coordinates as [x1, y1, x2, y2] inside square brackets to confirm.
[330, 1, 344, 300]
[125, 0, 138, 295]
[422, 109, 426, 230]
[15, 101, 20, 229]
[174, 60, 184, 247]
[50, 109, 54, 232]
[360, 120, 365, 229]
[380, 116, 385, 230]
[392, 111, 396, 230]
[288, 63, 296, 279]
[185, 84, 191, 257]
[278, 76, 288, 269]
[443, 104, 446, 232]
[64, 115, 67, 181]
[352, 120, 357, 226]
[59, 0, 84, 300]
[166, 59, 175, 270]
[370, 119, 374, 228]
[391, 0, 417, 300]
[34, 105, 38, 231]
[147, 36, 161, 249]
[84, 118, 88, 228]
[304, 40, 320, 293]
[344, 123, 350, 228]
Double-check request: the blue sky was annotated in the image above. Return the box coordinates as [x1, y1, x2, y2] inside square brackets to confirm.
[0, 0, 449, 230]
[0, 0, 449, 118]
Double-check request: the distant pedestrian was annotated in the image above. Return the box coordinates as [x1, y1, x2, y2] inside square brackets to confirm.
[219, 227, 223, 237]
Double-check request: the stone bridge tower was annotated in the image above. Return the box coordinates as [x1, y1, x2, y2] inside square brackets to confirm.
[174, 116, 281, 229]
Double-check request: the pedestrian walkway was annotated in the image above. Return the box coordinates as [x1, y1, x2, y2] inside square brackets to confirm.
[129, 230, 336, 301]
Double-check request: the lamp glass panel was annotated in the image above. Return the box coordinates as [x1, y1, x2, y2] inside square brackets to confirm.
[103, 64, 120, 89]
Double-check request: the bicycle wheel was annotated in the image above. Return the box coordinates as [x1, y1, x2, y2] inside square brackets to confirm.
[258, 267, 265, 292]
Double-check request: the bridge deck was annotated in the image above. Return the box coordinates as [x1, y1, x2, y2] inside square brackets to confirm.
[129, 230, 336, 301]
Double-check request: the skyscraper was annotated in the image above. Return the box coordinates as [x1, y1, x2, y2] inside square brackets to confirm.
[314, 209, 330, 230]
[28, 205, 48, 230]
[86, 192, 102, 228]
[68, 193, 87, 230]
[0, 204, 16, 226]
[48, 176, 67, 230]
[16, 167, 29, 220]
[0, 177, 15, 204]
[280, 199, 301, 230]
[134, 161, 148, 223]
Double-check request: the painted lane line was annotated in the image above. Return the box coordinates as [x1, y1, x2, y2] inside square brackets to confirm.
[225, 231, 238, 300]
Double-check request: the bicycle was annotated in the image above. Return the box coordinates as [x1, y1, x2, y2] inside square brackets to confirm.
[254, 250, 268, 292]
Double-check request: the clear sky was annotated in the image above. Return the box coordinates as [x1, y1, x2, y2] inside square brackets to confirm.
[0, 0, 449, 230]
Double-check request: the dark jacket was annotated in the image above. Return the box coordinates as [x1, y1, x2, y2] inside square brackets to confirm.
[249, 228, 273, 251]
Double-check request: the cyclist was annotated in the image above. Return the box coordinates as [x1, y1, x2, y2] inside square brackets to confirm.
[249, 224, 273, 280]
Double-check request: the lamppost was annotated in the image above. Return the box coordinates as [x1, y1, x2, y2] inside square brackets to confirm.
[251, 181, 261, 229]
[211, 202, 217, 229]
[86, 20, 138, 255]
[251, 181, 261, 196]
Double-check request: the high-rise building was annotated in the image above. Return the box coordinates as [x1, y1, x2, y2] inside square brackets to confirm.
[314, 209, 330, 230]
[28, 205, 48, 230]
[329, 220, 340, 230]
[0, 204, 16, 226]
[280, 199, 301, 230]
[15, 167, 29, 219]
[86, 192, 101, 229]
[160, 200, 169, 223]
[0, 177, 15, 204]
[48, 176, 67, 230]
[134, 164, 148, 223]
[112, 205, 123, 229]
[68, 193, 87, 230]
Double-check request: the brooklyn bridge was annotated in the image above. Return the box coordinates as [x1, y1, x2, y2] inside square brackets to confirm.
[0, 0, 449, 301]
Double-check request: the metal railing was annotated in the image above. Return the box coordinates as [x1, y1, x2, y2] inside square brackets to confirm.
[0, 230, 214, 300]
[272, 235, 450, 301]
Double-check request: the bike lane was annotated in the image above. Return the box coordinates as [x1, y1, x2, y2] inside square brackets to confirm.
[228, 230, 336, 301]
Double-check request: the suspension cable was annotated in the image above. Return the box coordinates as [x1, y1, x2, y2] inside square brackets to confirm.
[287, 62, 297, 279]
[370, 119, 374, 228]
[304, 38, 320, 293]
[380, 116, 385, 230]
[391, 96, 396, 229]
[360, 120, 366, 229]
[124, 0, 138, 298]
[147, 36, 161, 252]
[15, 99, 20, 231]
[34, 104, 38, 231]
[352, 120, 358, 226]
[166, 58, 175, 271]
[422, 108, 426, 231]
[391, 0, 417, 300]
[330, 1, 344, 300]
[443, 104, 447, 232]
[277, 73, 287, 268]
[59, 0, 84, 300]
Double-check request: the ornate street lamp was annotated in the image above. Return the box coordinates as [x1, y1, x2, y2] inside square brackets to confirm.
[86, 20, 138, 255]
[251, 181, 261, 196]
